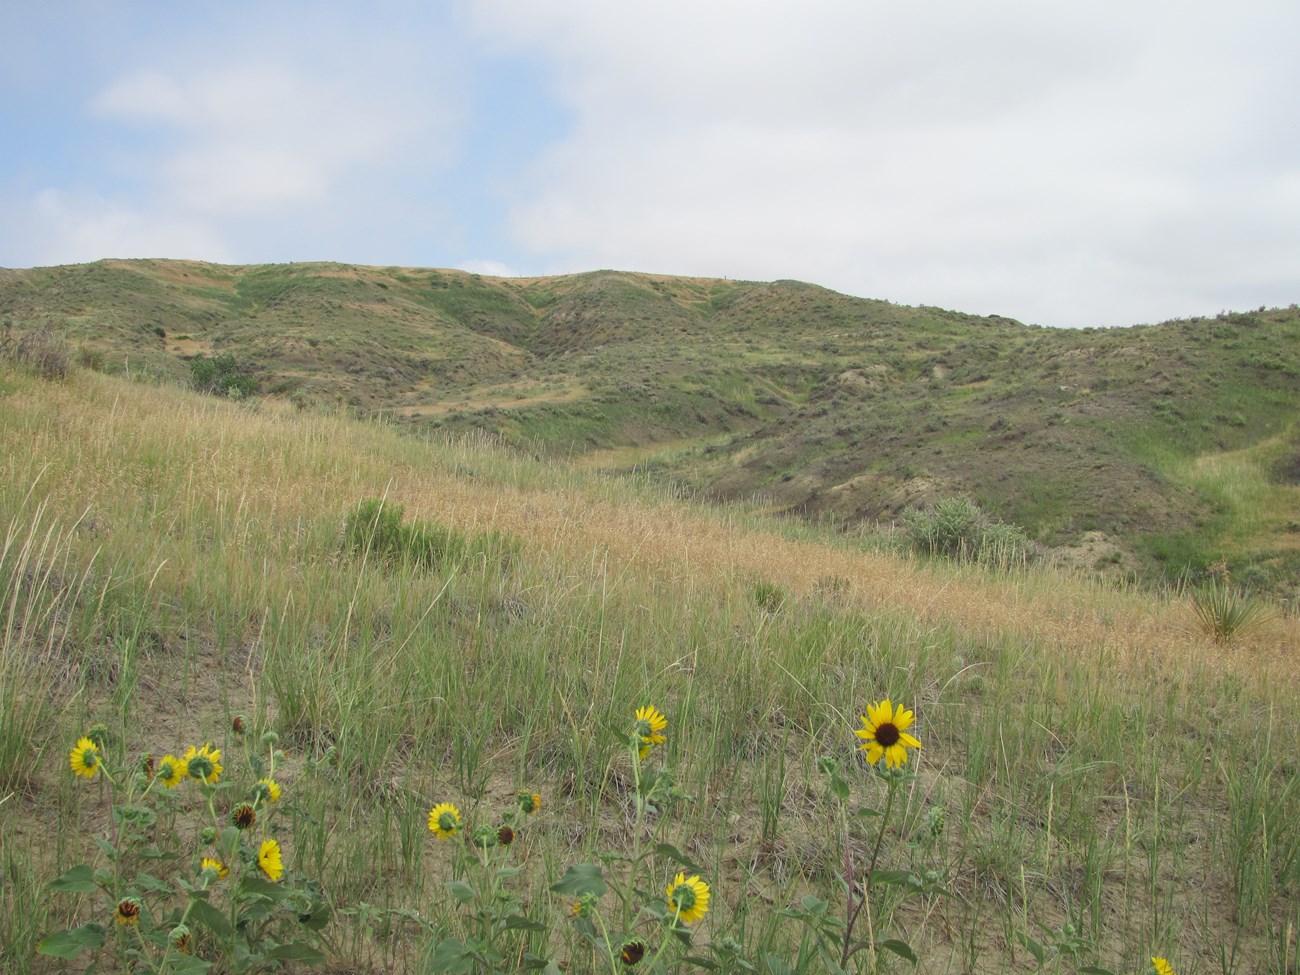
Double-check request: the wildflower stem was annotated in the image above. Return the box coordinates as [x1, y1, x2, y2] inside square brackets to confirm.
[590, 908, 623, 975]
[841, 773, 899, 970]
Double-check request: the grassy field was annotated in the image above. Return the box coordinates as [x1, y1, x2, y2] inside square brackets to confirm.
[2, 362, 1297, 974]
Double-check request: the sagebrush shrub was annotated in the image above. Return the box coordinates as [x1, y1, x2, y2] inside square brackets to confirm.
[903, 496, 1030, 568]
[190, 352, 258, 398]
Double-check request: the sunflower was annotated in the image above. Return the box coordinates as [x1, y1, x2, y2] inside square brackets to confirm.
[634, 705, 668, 759]
[517, 790, 541, 814]
[1152, 960, 1176, 975]
[201, 856, 229, 879]
[254, 777, 281, 803]
[854, 699, 922, 768]
[157, 754, 187, 788]
[114, 897, 142, 926]
[231, 802, 257, 830]
[69, 737, 101, 779]
[428, 802, 462, 841]
[665, 872, 710, 924]
[258, 839, 284, 882]
[182, 744, 223, 784]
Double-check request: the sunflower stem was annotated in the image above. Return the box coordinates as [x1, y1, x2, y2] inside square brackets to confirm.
[841, 772, 898, 971]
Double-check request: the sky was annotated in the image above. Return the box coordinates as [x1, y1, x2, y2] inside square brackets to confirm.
[2, 1, 1299, 328]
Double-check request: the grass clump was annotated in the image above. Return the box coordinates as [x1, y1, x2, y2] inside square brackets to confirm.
[343, 498, 518, 573]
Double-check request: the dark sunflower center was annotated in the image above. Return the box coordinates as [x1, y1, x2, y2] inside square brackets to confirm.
[875, 722, 901, 747]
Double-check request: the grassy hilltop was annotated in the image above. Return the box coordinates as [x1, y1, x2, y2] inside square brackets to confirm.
[3, 258, 1299, 594]
[1, 352, 1298, 973]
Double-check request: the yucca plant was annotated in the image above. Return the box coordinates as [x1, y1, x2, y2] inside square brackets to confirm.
[1189, 577, 1275, 644]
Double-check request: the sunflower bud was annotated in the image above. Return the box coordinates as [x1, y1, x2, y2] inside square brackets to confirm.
[620, 940, 646, 966]
[169, 924, 192, 953]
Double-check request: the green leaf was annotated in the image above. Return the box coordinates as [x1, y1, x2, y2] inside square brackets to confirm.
[265, 942, 327, 963]
[683, 956, 719, 970]
[167, 954, 213, 974]
[138, 846, 178, 860]
[1017, 933, 1046, 965]
[239, 873, 289, 902]
[829, 774, 851, 801]
[762, 955, 797, 975]
[549, 863, 607, 897]
[187, 898, 234, 938]
[428, 938, 475, 974]
[298, 902, 332, 931]
[36, 924, 105, 958]
[872, 869, 920, 890]
[48, 864, 99, 894]
[1078, 968, 1118, 975]
[879, 939, 918, 965]
[655, 843, 703, 875]
[503, 914, 547, 932]
[799, 895, 829, 915]
[93, 836, 118, 860]
[134, 872, 172, 894]
[447, 880, 477, 903]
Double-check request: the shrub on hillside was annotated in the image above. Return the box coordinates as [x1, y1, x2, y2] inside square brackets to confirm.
[903, 496, 1031, 569]
[190, 352, 259, 398]
[1, 321, 71, 380]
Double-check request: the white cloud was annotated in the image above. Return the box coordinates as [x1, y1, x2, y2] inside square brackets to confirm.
[458, 259, 521, 277]
[469, 0, 1300, 325]
[21, 188, 232, 266]
[92, 59, 444, 217]
[6, 6, 473, 265]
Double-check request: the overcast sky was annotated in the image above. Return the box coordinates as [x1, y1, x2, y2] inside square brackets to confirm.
[2, 1, 1298, 327]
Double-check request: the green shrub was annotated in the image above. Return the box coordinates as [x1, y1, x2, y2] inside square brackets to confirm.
[903, 496, 1030, 569]
[190, 352, 259, 398]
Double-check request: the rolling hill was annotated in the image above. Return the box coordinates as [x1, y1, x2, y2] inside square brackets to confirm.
[3, 258, 1298, 593]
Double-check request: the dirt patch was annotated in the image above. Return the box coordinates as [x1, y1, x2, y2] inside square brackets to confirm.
[1047, 530, 1138, 576]
[1271, 449, 1300, 486]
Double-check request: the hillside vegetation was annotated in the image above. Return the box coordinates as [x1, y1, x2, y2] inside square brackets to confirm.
[1, 362, 1298, 974]
[3, 259, 1299, 595]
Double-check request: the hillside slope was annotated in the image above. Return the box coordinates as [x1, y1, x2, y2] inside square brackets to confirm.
[3, 259, 1298, 590]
